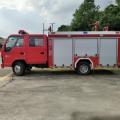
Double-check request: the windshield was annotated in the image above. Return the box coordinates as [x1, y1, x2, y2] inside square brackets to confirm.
[5, 36, 23, 52]
[6, 36, 17, 49]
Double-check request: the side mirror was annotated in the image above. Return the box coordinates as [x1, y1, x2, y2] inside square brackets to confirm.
[5, 47, 11, 52]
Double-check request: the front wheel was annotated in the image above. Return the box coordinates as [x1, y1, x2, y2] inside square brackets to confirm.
[12, 62, 25, 76]
[76, 62, 91, 75]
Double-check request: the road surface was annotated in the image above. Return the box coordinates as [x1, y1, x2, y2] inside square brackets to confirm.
[0, 55, 12, 77]
[0, 69, 120, 120]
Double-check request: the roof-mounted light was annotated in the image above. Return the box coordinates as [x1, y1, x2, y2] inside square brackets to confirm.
[18, 30, 29, 35]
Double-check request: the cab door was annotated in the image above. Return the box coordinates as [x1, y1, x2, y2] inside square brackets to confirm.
[25, 35, 47, 64]
[3, 36, 25, 67]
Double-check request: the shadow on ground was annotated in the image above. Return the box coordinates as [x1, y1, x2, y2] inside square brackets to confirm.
[26, 69, 115, 76]
[92, 69, 114, 75]
[71, 111, 120, 120]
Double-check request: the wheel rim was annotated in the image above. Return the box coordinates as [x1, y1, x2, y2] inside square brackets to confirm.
[79, 64, 89, 74]
[14, 65, 21, 73]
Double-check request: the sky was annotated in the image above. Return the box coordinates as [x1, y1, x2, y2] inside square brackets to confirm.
[0, 0, 116, 37]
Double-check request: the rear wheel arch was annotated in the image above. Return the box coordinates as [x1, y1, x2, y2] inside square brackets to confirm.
[75, 58, 93, 75]
[75, 58, 93, 69]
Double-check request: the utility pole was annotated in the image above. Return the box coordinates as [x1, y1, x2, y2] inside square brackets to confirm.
[43, 23, 45, 35]
[43, 23, 49, 34]
[50, 23, 55, 32]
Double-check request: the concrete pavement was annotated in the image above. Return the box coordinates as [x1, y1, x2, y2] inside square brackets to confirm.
[0, 55, 12, 87]
[0, 69, 120, 120]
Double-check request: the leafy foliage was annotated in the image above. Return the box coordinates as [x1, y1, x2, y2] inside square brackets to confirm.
[116, 0, 120, 6]
[100, 4, 120, 31]
[71, 0, 99, 31]
[57, 25, 71, 31]
[58, 0, 120, 31]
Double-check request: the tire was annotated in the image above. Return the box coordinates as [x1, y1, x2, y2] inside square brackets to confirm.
[76, 62, 91, 75]
[12, 62, 25, 76]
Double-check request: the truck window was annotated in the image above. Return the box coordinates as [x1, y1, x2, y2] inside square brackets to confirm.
[39, 38, 44, 46]
[6, 36, 17, 49]
[5, 36, 23, 52]
[15, 37, 23, 47]
[5, 36, 17, 52]
[29, 37, 44, 47]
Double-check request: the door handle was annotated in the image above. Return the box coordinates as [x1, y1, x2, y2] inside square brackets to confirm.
[20, 52, 24, 55]
[40, 52, 44, 54]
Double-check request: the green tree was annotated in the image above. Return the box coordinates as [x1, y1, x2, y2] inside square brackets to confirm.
[58, 0, 99, 31]
[116, 0, 120, 6]
[71, 0, 99, 31]
[58, 25, 71, 31]
[58, 0, 120, 31]
[100, 4, 120, 31]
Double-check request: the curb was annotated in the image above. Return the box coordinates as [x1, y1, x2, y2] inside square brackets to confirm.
[0, 73, 13, 88]
[0, 52, 2, 69]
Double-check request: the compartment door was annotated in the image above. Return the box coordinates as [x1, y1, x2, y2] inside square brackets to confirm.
[74, 38, 98, 56]
[53, 39, 72, 66]
[100, 38, 117, 66]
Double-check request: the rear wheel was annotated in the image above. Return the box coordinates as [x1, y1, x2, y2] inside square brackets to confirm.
[76, 62, 91, 75]
[12, 62, 25, 76]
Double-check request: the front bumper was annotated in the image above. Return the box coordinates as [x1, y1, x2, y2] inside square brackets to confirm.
[0, 52, 4, 68]
[1, 63, 4, 68]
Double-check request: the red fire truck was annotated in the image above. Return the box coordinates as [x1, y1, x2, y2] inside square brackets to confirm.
[1, 30, 120, 76]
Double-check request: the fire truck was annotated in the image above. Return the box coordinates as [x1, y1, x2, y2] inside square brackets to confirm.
[1, 30, 120, 76]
